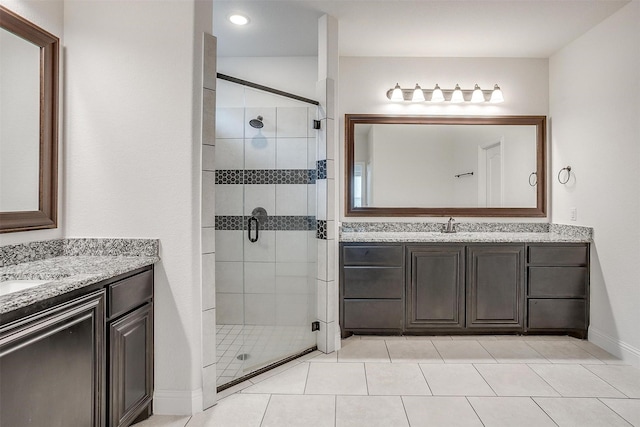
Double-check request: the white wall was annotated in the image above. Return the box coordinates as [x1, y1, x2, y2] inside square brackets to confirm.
[217, 56, 318, 101]
[63, 0, 211, 413]
[339, 56, 549, 222]
[0, 0, 64, 244]
[550, 0, 640, 366]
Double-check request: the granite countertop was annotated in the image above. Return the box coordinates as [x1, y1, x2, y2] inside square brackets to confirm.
[339, 231, 591, 243]
[0, 239, 159, 317]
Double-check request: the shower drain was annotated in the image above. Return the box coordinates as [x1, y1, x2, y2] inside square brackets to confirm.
[236, 353, 250, 361]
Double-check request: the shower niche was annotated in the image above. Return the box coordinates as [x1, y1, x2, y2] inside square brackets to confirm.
[212, 76, 319, 387]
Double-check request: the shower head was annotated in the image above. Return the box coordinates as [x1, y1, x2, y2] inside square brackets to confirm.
[249, 115, 264, 129]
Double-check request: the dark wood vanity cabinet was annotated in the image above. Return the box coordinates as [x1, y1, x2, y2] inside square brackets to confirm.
[0, 291, 106, 427]
[340, 242, 588, 338]
[467, 245, 525, 331]
[406, 245, 465, 330]
[526, 244, 589, 338]
[0, 266, 154, 427]
[107, 269, 154, 427]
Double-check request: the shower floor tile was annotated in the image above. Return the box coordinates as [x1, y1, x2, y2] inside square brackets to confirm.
[216, 323, 315, 386]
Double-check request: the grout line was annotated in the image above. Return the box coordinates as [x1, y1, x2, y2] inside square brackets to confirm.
[303, 361, 312, 394]
[258, 394, 273, 427]
[471, 364, 498, 396]
[526, 363, 562, 396]
[334, 395, 338, 427]
[399, 395, 412, 426]
[530, 397, 561, 427]
[363, 362, 370, 395]
[581, 364, 632, 398]
[465, 396, 487, 427]
[597, 397, 637, 427]
[417, 363, 434, 396]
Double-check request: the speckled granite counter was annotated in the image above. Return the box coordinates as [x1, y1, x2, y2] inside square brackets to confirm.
[0, 239, 159, 318]
[339, 223, 592, 243]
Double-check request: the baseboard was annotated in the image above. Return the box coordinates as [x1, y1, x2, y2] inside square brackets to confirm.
[153, 388, 203, 415]
[589, 327, 640, 368]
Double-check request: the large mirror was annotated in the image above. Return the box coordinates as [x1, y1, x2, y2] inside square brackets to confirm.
[345, 115, 546, 217]
[0, 6, 59, 233]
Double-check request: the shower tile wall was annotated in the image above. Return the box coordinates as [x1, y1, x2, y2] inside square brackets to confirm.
[215, 101, 317, 384]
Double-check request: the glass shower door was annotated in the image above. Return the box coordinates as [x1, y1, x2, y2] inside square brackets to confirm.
[215, 80, 317, 386]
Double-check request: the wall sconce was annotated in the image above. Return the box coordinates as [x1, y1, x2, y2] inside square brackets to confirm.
[386, 83, 504, 103]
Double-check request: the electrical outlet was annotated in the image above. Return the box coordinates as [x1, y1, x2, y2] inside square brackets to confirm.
[570, 207, 577, 221]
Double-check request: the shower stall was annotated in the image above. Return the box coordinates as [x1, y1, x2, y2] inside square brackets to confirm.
[213, 75, 318, 387]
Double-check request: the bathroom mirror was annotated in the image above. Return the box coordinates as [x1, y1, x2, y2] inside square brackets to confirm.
[345, 115, 546, 217]
[0, 6, 59, 232]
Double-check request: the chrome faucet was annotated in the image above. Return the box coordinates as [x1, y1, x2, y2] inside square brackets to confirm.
[442, 217, 457, 233]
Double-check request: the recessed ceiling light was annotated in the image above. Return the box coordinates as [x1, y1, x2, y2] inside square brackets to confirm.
[229, 14, 249, 26]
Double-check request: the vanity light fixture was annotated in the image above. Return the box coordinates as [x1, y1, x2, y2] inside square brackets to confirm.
[431, 84, 445, 102]
[390, 83, 404, 101]
[412, 84, 425, 102]
[386, 83, 504, 103]
[450, 84, 465, 103]
[229, 14, 250, 25]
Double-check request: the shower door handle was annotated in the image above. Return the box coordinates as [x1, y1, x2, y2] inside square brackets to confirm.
[248, 216, 259, 242]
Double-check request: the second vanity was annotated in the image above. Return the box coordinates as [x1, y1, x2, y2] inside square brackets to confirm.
[340, 224, 591, 339]
[0, 239, 159, 427]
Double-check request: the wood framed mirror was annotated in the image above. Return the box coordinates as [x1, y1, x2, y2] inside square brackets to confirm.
[0, 6, 59, 233]
[345, 115, 546, 217]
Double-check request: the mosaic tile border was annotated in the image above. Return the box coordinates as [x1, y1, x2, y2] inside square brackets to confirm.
[316, 220, 327, 240]
[215, 215, 315, 231]
[0, 238, 159, 268]
[340, 222, 551, 233]
[316, 160, 327, 180]
[216, 169, 316, 185]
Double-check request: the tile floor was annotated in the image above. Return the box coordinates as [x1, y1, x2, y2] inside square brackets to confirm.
[216, 324, 315, 386]
[136, 335, 640, 427]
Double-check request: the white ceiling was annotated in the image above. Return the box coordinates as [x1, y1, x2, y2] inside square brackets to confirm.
[213, 0, 630, 58]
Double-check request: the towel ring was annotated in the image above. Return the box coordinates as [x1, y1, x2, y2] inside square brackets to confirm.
[528, 172, 537, 187]
[558, 166, 572, 184]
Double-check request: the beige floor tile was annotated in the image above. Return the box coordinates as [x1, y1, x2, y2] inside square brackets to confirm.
[419, 364, 495, 396]
[529, 364, 626, 398]
[475, 364, 559, 397]
[242, 363, 308, 394]
[308, 351, 338, 362]
[187, 394, 269, 427]
[433, 340, 497, 364]
[601, 398, 640, 426]
[526, 341, 603, 364]
[584, 365, 640, 398]
[305, 362, 368, 395]
[467, 397, 556, 427]
[358, 335, 406, 340]
[573, 341, 626, 364]
[405, 335, 453, 340]
[365, 363, 431, 395]
[478, 340, 549, 363]
[337, 339, 390, 362]
[402, 396, 484, 427]
[335, 395, 409, 427]
[132, 415, 190, 427]
[260, 394, 335, 427]
[386, 340, 444, 363]
[534, 397, 632, 427]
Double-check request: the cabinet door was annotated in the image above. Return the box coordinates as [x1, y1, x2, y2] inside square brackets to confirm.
[406, 245, 465, 330]
[109, 303, 153, 427]
[467, 245, 524, 330]
[0, 291, 105, 427]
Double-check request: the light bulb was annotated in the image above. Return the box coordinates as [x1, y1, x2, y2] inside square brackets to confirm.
[451, 84, 464, 103]
[431, 84, 445, 103]
[228, 14, 249, 25]
[412, 84, 425, 102]
[390, 83, 404, 101]
[490, 84, 504, 103]
[471, 84, 485, 103]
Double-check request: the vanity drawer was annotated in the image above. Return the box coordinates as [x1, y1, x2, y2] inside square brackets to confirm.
[528, 267, 587, 297]
[342, 245, 403, 267]
[343, 300, 403, 330]
[528, 299, 586, 330]
[528, 245, 588, 265]
[343, 267, 403, 299]
[108, 270, 153, 319]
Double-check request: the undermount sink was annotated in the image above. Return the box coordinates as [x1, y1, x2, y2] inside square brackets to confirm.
[0, 280, 50, 297]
